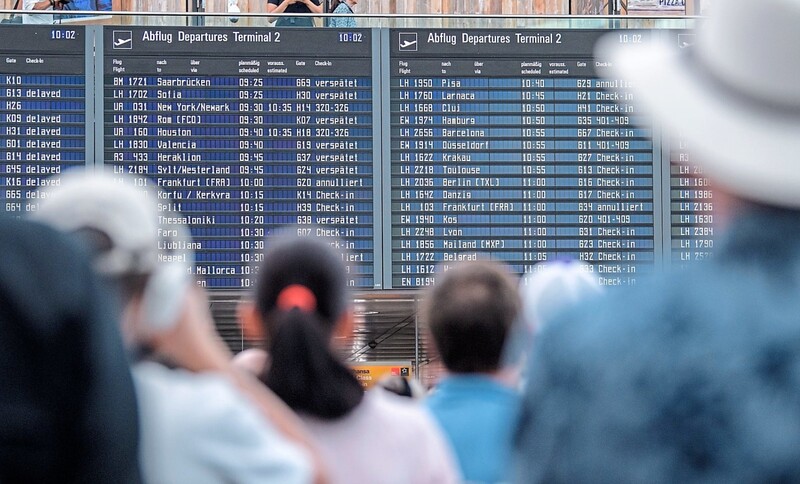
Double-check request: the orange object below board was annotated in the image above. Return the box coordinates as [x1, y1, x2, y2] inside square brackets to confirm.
[351, 362, 413, 389]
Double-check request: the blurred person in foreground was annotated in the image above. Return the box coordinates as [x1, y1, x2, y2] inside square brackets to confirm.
[422, 260, 522, 484]
[33, 172, 318, 484]
[518, 261, 603, 335]
[237, 233, 461, 483]
[0, 217, 140, 482]
[515, 0, 800, 482]
[504, 260, 603, 389]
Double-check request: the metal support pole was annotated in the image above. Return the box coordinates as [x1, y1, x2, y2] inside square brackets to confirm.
[189, 0, 205, 26]
[414, 298, 420, 382]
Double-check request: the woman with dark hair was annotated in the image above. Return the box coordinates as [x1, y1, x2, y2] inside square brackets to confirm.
[238, 235, 460, 483]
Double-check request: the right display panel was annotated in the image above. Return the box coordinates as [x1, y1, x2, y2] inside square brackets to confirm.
[388, 29, 663, 288]
[665, 31, 715, 269]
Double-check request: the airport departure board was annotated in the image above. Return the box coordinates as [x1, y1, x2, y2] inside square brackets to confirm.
[670, 133, 714, 268]
[0, 25, 716, 290]
[103, 27, 376, 289]
[389, 30, 655, 287]
[0, 26, 88, 214]
[666, 32, 715, 269]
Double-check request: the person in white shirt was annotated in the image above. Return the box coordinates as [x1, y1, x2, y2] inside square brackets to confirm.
[34, 172, 320, 484]
[23, 0, 67, 24]
[238, 233, 461, 484]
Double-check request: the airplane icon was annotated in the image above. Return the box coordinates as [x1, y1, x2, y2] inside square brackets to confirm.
[112, 31, 133, 49]
[398, 32, 418, 52]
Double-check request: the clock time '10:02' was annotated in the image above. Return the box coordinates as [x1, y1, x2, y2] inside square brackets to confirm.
[338, 32, 364, 42]
[51, 29, 77, 40]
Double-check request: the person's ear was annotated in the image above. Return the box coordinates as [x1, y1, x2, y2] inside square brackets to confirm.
[238, 301, 264, 340]
[333, 308, 355, 342]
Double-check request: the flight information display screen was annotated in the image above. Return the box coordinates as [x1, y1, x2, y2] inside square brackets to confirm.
[666, 32, 714, 268]
[0, 25, 715, 291]
[670, 132, 714, 268]
[0, 26, 88, 214]
[103, 27, 376, 289]
[389, 30, 656, 288]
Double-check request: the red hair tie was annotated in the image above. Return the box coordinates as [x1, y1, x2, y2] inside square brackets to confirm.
[276, 284, 317, 313]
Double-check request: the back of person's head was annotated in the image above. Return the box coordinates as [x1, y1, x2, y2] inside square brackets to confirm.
[520, 260, 603, 332]
[31, 171, 193, 334]
[504, 260, 603, 370]
[422, 260, 520, 374]
[253, 233, 363, 419]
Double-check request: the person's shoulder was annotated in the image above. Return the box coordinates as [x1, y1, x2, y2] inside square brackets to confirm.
[360, 388, 462, 481]
[364, 388, 460, 446]
[366, 386, 419, 409]
[528, 263, 747, 393]
[529, 270, 699, 372]
[134, 362, 250, 420]
[428, 375, 519, 406]
[133, 363, 287, 454]
[543, 268, 703, 339]
[134, 363, 313, 483]
[360, 388, 433, 426]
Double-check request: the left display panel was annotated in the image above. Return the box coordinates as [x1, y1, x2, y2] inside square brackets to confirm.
[0, 26, 89, 214]
[102, 26, 378, 290]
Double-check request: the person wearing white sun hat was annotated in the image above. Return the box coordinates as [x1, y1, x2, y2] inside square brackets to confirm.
[514, 1, 800, 482]
[598, 2, 800, 207]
